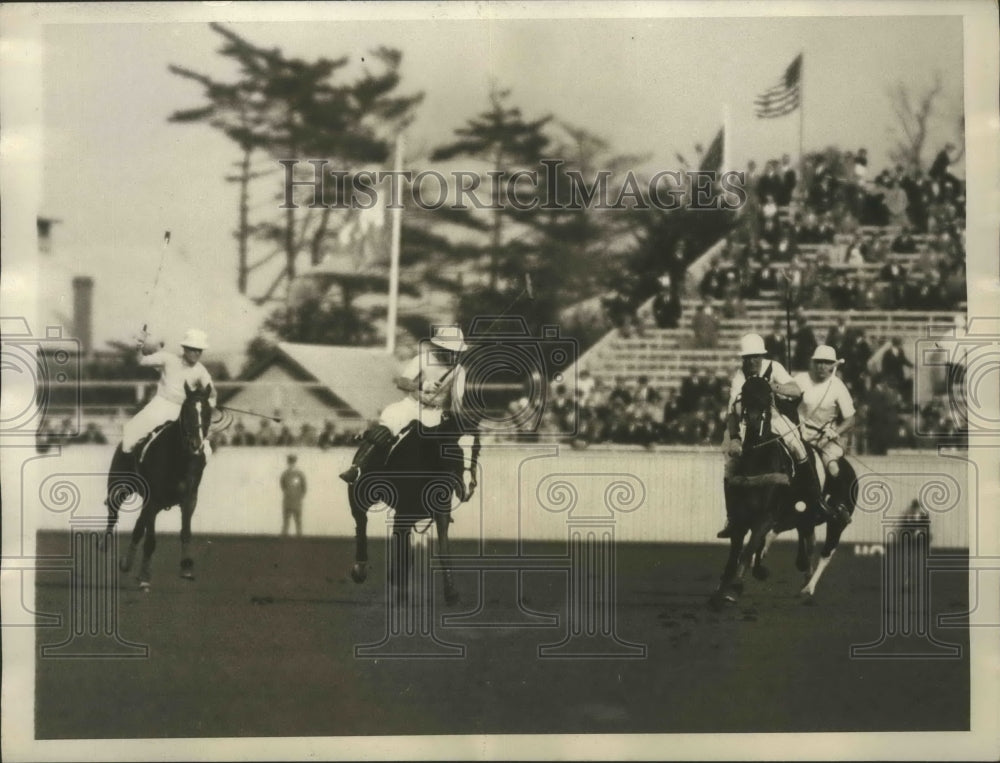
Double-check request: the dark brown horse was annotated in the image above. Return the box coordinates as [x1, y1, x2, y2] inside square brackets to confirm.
[348, 415, 480, 606]
[104, 382, 213, 590]
[710, 376, 793, 609]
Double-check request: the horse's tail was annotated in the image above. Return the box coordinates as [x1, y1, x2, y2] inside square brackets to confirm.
[105, 444, 140, 534]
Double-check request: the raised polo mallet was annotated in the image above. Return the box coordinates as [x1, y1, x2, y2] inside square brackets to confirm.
[141, 230, 171, 340]
[425, 273, 535, 403]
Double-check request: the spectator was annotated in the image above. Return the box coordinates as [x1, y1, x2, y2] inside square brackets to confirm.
[279, 453, 307, 537]
[864, 375, 901, 455]
[602, 290, 635, 337]
[778, 153, 797, 206]
[699, 261, 725, 301]
[76, 422, 108, 444]
[550, 384, 577, 434]
[720, 291, 747, 319]
[317, 420, 337, 449]
[298, 422, 318, 447]
[666, 239, 688, 289]
[678, 367, 703, 410]
[764, 318, 788, 363]
[256, 419, 277, 446]
[841, 327, 873, 392]
[880, 258, 908, 308]
[791, 312, 818, 372]
[35, 419, 59, 454]
[744, 159, 760, 199]
[691, 299, 720, 349]
[209, 426, 228, 450]
[752, 253, 781, 293]
[608, 376, 633, 408]
[57, 417, 76, 441]
[884, 181, 909, 226]
[758, 160, 781, 202]
[825, 315, 850, 360]
[843, 234, 867, 266]
[929, 142, 962, 186]
[230, 420, 256, 446]
[652, 275, 682, 328]
[275, 424, 296, 446]
[577, 369, 596, 406]
[881, 336, 914, 400]
[817, 212, 837, 243]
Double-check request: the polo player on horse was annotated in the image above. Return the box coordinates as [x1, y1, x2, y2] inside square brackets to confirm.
[340, 325, 473, 493]
[718, 333, 833, 538]
[108, 328, 217, 479]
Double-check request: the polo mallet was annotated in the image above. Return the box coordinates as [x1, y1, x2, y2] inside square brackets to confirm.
[425, 273, 535, 403]
[141, 230, 171, 341]
[217, 404, 283, 423]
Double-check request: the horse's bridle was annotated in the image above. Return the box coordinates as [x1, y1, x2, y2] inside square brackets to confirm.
[181, 398, 210, 455]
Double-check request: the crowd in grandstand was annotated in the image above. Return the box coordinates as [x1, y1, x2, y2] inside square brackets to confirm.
[46, 144, 965, 457]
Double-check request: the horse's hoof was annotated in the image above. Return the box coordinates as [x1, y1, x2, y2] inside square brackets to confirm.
[350, 563, 368, 584]
[752, 565, 770, 581]
[138, 581, 151, 593]
[800, 592, 817, 606]
[708, 591, 736, 610]
[795, 553, 809, 572]
[119, 557, 132, 573]
[180, 571, 195, 581]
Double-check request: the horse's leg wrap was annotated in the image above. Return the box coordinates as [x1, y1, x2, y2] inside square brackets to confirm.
[795, 456, 831, 518]
[340, 425, 395, 483]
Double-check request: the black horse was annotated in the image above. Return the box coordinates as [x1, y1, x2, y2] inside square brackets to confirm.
[753, 453, 859, 601]
[710, 376, 796, 609]
[104, 382, 213, 590]
[348, 415, 479, 606]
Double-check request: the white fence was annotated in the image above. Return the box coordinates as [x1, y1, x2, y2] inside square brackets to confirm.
[15, 445, 971, 549]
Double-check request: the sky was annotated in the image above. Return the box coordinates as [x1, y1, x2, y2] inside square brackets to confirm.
[16, 4, 972, 368]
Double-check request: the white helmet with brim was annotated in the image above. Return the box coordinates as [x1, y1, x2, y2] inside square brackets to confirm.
[430, 325, 467, 352]
[739, 333, 767, 357]
[180, 328, 209, 351]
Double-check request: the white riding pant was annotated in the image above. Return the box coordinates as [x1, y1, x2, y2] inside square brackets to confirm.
[122, 396, 180, 453]
[379, 396, 443, 436]
[801, 422, 844, 466]
[769, 407, 808, 462]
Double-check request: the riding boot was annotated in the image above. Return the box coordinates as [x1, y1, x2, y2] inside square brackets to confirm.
[339, 425, 394, 484]
[716, 521, 734, 539]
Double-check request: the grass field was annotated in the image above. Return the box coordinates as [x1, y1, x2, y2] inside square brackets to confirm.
[35, 531, 969, 738]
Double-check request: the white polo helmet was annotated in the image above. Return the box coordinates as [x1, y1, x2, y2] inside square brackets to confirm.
[811, 344, 839, 363]
[180, 328, 209, 350]
[430, 325, 467, 352]
[739, 333, 767, 357]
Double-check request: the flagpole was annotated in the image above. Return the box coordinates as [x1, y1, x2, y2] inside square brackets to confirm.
[798, 52, 805, 202]
[386, 132, 404, 354]
[722, 103, 730, 174]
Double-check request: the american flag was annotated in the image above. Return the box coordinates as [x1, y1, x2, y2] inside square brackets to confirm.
[754, 54, 802, 119]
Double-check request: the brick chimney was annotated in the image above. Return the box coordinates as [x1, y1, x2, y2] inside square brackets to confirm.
[72, 276, 94, 356]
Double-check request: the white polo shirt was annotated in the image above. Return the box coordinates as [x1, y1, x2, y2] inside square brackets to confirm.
[140, 351, 216, 406]
[793, 371, 855, 428]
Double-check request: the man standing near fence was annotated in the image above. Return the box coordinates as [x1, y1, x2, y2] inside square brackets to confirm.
[280, 454, 307, 537]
